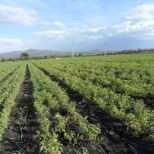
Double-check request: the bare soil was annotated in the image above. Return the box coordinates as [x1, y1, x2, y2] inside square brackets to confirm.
[1, 65, 153, 153]
[0, 66, 39, 154]
[0, 67, 18, 84]
[38, 66, 154, 154]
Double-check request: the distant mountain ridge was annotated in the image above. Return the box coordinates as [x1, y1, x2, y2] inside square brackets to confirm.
[0, 49, 72, 59]
[0, 49, 105, 59]
[0, 48, 153, 59]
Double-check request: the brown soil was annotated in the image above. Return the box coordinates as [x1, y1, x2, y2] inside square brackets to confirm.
[38, 66, 154, 154]
[144, 97, 154, 110]
[136, 96, 154, 110]
[3, 64, 152, 153]
[0, 66, 39, 154]
[0, 67, 18, 84]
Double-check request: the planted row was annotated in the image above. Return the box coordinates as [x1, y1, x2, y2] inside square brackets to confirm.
[0, 63, 26, 140]
[28, 63, 101, 153]
[33, 61, 154, 140]
[0, 62, 19, 82]
[36, 60, 154, 98]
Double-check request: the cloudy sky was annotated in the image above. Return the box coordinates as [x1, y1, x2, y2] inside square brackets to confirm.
[0, 0, 154, 53]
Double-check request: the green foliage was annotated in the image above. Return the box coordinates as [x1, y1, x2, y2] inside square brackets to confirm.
[31, 54, 154, 140]
[1, 54, 154, 153]
[78, 53, 84, 57]
[21, 52, 29, 59]
[0, 62, 26, 140]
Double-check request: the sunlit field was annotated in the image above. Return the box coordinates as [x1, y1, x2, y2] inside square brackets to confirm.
[0, 54, 154, 153]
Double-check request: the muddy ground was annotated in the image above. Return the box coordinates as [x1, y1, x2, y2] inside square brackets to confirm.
[0, 65, 154, 154]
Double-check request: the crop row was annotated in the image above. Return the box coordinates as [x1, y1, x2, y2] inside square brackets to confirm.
[32, 61, 154, 140]
[0, 62, 19, 82]
[0, 63, 26, 140]
[28, 63, 101, 153]
[35, 60, 154, 98]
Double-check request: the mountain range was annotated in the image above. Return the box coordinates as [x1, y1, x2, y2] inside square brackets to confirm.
[0, 49, 106, 59]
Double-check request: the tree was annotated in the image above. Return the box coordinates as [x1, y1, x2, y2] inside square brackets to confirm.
[21, 52, 29, 59]
[78, 53, 84, 57]
[1, 58, 6, 62]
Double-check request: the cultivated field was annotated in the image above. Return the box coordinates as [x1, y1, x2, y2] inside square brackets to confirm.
[0, 54, 154, 153]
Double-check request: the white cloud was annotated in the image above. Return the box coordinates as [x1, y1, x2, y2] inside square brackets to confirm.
[34, 3, 154, 43]
[87, 27, 102, 32]
[126, 4, 154, 21]
[127, 12, 153, 20]
[53, 21, 65, 28]
[107, 4, 154, 40]
[84, 35, 103, 39]
[41, 21, 51, 25]
[0, 38, 22, 46]
[35, 27, 104, 40]
[35, 30, 65, 38]
[108, 33, 113, 37]
[137, 4, 154, 12]
[0, 4, 38, 26]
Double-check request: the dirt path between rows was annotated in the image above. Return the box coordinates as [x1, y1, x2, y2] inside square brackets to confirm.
[38, 66, 154, 154]
[0, 65, 39, 154]
[0, 67, 19, 84]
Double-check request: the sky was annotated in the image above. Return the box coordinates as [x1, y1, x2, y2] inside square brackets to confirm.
[0, 0, 154, 53]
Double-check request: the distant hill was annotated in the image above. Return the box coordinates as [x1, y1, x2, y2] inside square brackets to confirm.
[0, 49, 109, 59]
[0, 49, 72, 59]
[0, 48, 154, 59]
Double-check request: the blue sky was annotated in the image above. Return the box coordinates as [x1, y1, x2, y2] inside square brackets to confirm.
[0, 0, 154, 53]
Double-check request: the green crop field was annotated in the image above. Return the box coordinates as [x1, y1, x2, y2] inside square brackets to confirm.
[0, 54, 154, 153]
